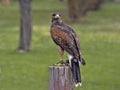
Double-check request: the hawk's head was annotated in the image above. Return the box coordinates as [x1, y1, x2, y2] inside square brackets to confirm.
[52, 13, 61, 19]
[52, 13, 62, 24]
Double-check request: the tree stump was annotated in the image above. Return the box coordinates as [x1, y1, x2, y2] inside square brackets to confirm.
[49, 66, 75, 90]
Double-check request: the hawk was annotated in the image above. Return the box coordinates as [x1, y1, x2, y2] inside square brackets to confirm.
[50, 13, 86, 87]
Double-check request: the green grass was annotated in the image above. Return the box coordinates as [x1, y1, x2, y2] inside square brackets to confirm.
[0, 1, 120, 90]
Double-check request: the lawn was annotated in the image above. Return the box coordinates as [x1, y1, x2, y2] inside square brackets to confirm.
[0, 1, 120, 90]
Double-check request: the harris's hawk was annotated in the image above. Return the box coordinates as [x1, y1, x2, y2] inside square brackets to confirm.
[50, 13, 86, 87]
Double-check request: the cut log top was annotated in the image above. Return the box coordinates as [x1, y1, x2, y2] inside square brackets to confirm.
[49, 66, 75, 90]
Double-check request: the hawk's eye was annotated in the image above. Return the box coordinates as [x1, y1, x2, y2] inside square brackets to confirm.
[52, 13, 56, 17]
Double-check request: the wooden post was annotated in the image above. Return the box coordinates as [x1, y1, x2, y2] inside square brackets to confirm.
[49, 66, 75, 90]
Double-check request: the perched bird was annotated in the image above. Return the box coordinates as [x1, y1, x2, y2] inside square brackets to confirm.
[50, 13, 86, 87]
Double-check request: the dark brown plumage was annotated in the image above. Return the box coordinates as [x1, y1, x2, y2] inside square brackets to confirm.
[50, 13, 85, 87]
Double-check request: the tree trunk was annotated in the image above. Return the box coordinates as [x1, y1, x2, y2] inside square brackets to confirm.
[89, 0, 103, 11]
[18, 0, 32, 52]
[78, 0, 104, 16]
[78, 0, 86, 16]
[67, 0, 103, 22]
[67, 0, 79, 22]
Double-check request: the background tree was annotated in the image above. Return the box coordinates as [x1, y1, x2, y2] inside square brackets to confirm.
[113, 0, 120, 2]
[67, 0, 79, 22]
[18, 0, 32, 52]
[67, 0, 104, 22]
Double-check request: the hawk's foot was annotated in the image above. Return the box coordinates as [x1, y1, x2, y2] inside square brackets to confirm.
[54, 60, 69, 66]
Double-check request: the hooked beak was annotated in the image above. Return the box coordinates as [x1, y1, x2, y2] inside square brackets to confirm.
[52, 14, 60, 19]
[54, 14, 60, 18]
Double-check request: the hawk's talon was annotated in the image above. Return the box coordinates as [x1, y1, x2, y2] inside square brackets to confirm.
[54, 63, 66, 66]
[54, 60, 70, 66]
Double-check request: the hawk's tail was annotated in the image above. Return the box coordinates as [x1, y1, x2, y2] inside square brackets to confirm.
[71, 57, 82, 87]
[79, 56, 86, 66]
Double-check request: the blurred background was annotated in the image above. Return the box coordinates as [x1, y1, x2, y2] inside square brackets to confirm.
[0, 0, 120, 90]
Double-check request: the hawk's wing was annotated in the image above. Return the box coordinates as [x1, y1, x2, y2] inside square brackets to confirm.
[50, 23, 81, 57]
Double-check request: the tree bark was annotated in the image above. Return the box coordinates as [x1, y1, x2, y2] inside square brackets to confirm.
[18, 0, 32, 52]
[89, 0, 103, 11]
[67, 0, 79, 22]
[78, 0, 104, 16]
[49, 66, 75, 90]
[78, 0, 86, 16]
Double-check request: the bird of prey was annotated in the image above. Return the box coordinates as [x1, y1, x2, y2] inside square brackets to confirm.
[50, 13, 86, 87]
